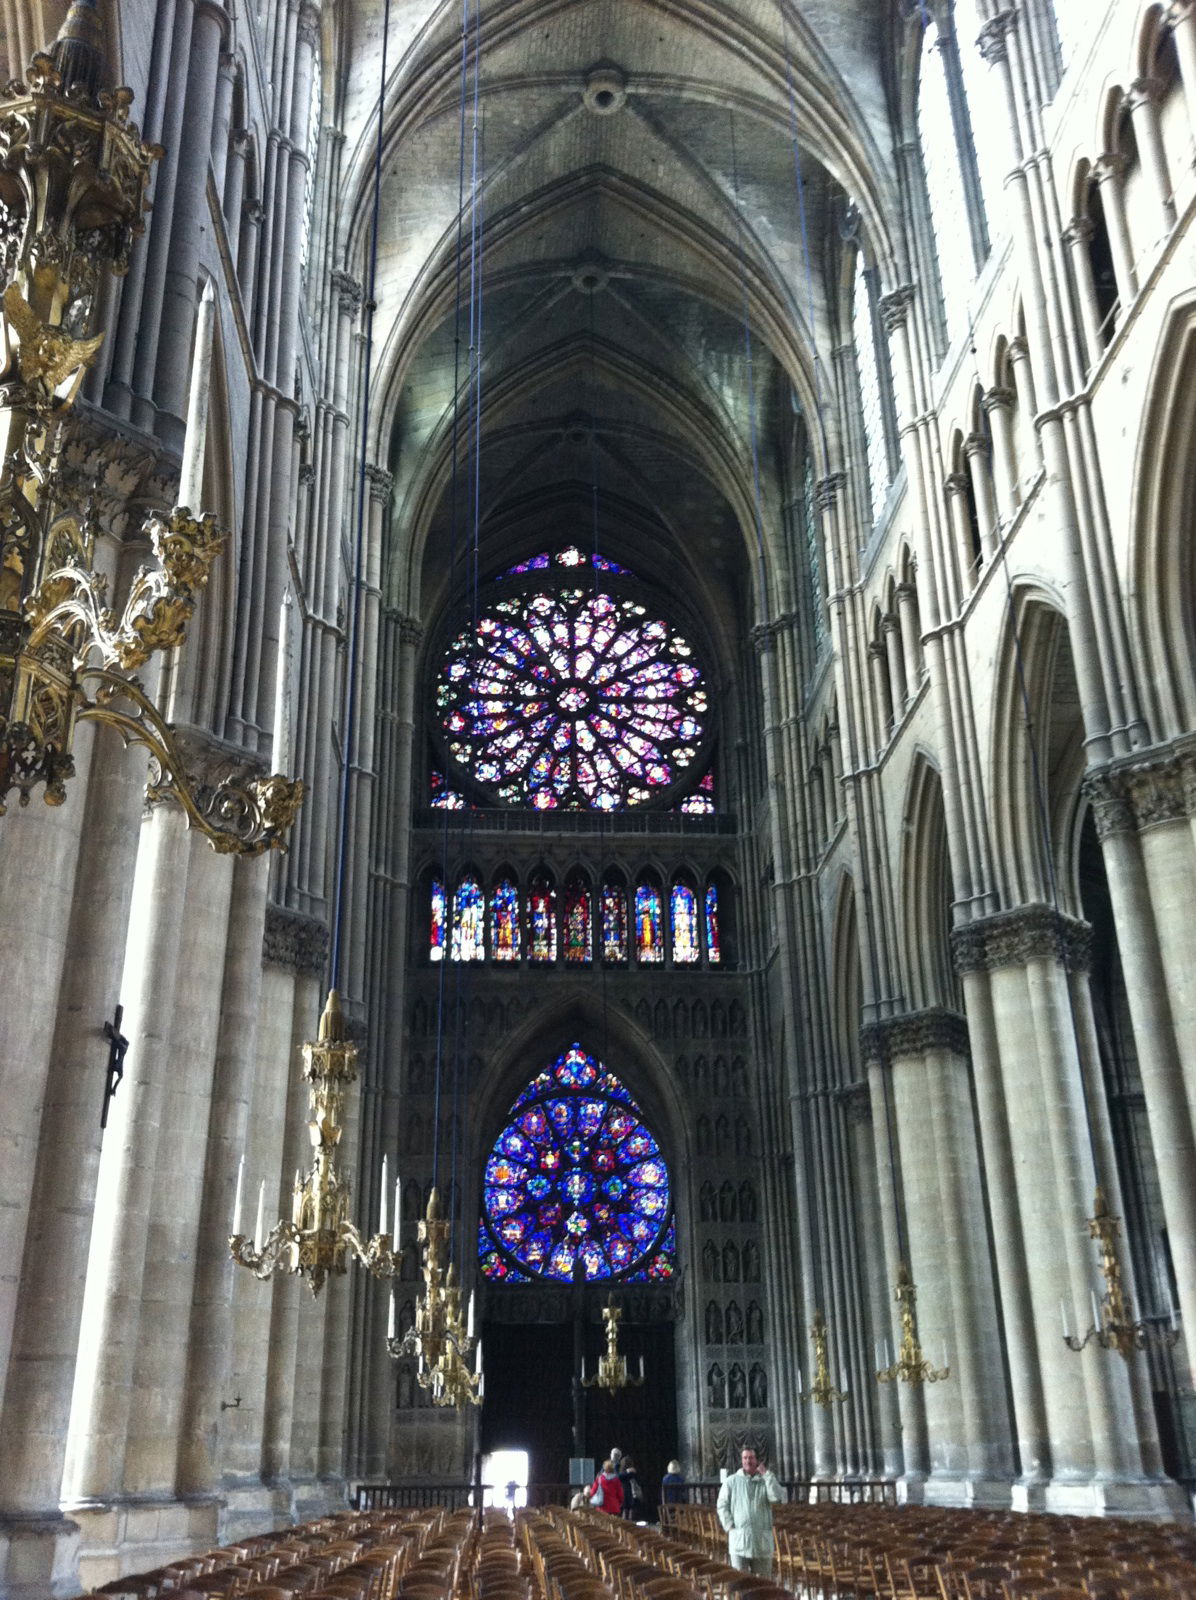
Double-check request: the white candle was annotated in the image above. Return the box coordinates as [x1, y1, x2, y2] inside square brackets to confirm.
[393, 1176, 401, 1248]
[884, 1338, 892, 1368]
[475, 1337, 482, 1374]
[467, 1290, 475, 1339]
[796, 1363, 803, 1394]
[254, 1179, 266, 1250]
[1060, 1299, 1070, 1338]
[638, 1353, 644, 1380]
[387, 1289, 396, 1341]
[580, 1356, 587, 1383]
[840, 1368, 848, 1392]
[1091, 1290, 1102, 1331]
[232, 1154, 244, 1236]
[1171, 1300, 1179, 1331]
[380, 1155, 388, 1238]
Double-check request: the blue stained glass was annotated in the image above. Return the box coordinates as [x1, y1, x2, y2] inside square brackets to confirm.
[439, 579, 706, 809]
[671, 882, 700, 964]
[635, 883, 663, 964]
[490, 879, 521, 962]
[450, 876, 485, 961]
[528, 877, 556, 961]
[705, 881, 721, 964]
[431, 769, 470, 809]
[502, 547, 635, 579]
[479, 1043, 674, 1282]
[430, 878, 446, 961]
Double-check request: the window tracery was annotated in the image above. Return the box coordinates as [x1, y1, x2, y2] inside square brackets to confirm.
[478, 1043, 675, 1283]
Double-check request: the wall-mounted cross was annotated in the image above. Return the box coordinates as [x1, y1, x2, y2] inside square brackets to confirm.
[101, 1003, 128, 1130]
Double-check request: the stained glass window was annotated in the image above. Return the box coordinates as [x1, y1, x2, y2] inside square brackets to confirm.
[564, 877, 591, 964]
[479, 1043, 675, 1282]
[451, 874, 485, 962]
[490, 878, 521, 962]
[705, 881, 721, 965]
[670, 882, 699, 965]
[635, 881, 663, 964]
[678, 770, 715, 814]
[602, 878, 628, 962]
[437, 586, 707, 810]
[431, 768, 469, 809]
[528, 873, 557, 962]
[430, 877, 446, 962]
[502, 546, 633, 579]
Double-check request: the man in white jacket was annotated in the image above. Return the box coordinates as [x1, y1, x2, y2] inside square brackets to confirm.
[716, 1448, 784, 1577]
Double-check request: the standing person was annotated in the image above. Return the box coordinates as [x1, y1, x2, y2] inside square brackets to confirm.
[588, 1458, 624, 1515]
[661, 1460, 685, 1506]
[716, 1448, 783, 1576]
[618, 1455, 644, 1519]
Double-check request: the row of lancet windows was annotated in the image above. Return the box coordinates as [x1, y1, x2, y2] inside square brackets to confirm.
[429, 870, 724, 966]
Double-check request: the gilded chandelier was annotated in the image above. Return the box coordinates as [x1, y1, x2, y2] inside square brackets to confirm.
[798, 1309, 848, 1407]
[876, 1263, 950, 1385]
[230, 990, 401, 1296]
[1062, 1187, 1180, 1360]
[581, 1296, 644, 1393]
[387, 1188, 482, 1408]
[0, 2, 301, 852]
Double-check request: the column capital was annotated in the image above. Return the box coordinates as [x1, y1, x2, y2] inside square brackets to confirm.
[867, 638, 887, 661]
[878, 284, 916, 334]
[231, 126, 253, 157]
[963, 430, 991, 462]
[366, 464, 394, 502]
[1126, 76, 1163, 112]
[263, 903, 329, 977]
[977, 9, 1018, 66]
[895, 579, 918, 603]
[750, 620, 779, 655]
[1166, 0, 1195, 25]
[398, 613, 424, 647]
[1094, 152, 1127, 186]
[837, 1080, 872, 1126]
[1008, 334, 1031, 363]
[943, 471, 970, 497]
[950, 904, 1092, 974]
[1063, 214, 1095, 248]
[880, 613, 900, 636]
[981, 385, 1015, 415]
[297, 2, 321, 50]
[860, 1007, 970, 1065]
[814, 471, 846, 513]
[298, 461, 316, 487]
[1083, 739, 1196, 836]
[331, 270, 364, 316]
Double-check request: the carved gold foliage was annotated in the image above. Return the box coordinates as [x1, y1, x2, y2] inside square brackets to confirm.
[2, 284, 103, 393]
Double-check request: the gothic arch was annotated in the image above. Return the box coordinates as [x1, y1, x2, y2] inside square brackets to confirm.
[901, 755, 960, 1012]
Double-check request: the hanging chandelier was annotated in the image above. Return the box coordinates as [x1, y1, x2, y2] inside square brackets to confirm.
[230, 989, 401, 1296]
[876, 1263, 950, 1385]
[0, 3, 302, 851]
[1062, 1186, 1181, 1359]
[581, 1296, 644, 1393]
[387, 1188, 482, 1408]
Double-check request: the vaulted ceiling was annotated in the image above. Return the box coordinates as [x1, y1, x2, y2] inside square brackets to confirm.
[335, 0, 898, 657]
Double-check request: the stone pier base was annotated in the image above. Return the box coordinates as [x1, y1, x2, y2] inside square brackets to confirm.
[0, 1513, 81, 1600]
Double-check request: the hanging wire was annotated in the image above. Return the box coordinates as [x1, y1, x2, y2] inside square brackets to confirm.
[330, 0, 391, 986]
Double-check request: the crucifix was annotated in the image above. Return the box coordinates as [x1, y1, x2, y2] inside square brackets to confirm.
[101, 1003, 128, 1130]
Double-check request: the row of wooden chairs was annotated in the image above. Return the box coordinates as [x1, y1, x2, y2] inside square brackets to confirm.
[664, 1502, 1196, 1600]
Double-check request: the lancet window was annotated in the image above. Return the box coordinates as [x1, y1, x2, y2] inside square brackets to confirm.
[490, 876, 521, 962]
[635, 878, 664, 964]
[478, 1043, 675, 1283]
[602, 875, 629, 962]
[528, 871, 557, 962]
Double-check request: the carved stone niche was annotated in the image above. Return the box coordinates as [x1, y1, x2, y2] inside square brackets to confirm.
[263, 901, 330, 978]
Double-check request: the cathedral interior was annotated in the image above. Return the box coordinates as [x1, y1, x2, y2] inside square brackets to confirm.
[6, 0, 1196, 1593]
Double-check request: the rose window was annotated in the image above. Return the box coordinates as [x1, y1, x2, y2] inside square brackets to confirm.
[436, 582, 708, 810]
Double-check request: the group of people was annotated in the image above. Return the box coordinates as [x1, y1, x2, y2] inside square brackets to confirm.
[580, 1446, 783, 1579]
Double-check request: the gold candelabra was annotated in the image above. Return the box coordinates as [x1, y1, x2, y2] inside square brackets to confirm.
[798, 1309, 848, 1406]
[876, 1263, 950, 1385]
[229, 990, 401, 1296]
[0, 4, 301, 852]
[581, 1297, 644, 1393]
[1063, 1186, 1181, 1360]
[387, 1188, 482, 1408]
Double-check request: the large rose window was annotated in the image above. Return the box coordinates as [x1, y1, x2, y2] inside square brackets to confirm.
[436, 577, 708, 810]
[478, 1044, 674, 1282]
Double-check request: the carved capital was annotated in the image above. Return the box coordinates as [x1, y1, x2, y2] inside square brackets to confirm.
[880, 613, 900, 636]
[331, 270, 363, 315]
[263, 903, 330, 977]
[963, 431, 990, 462]
[814, 471, 847, 514]
[950, 904, 1092, 974]
[298, 461, 316, 488]
[750, 621, 778, 656]
[878, 284, 915, 335]
[230, 127, 253, 157]
[1094, 152, 1127, 186]
[366, 463, 394, 503]
[977, 10, 1017, 65]
[981, 385, 1015, 415]
[1083, 742, 1196, 835]
[861, 1008, 970, 1065]
[1063, 215, 1095, 249]
[943, 472, 970, 497]
[297, 2, 321, 51]
[1126, 76, 1162, 112]
[398, 613, 424, 647]
[896, 580, 918, 604]
[1166, 0, 1195, 27]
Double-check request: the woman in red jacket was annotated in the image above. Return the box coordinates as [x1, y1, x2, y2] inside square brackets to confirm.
[588, 1459, 624, 1514]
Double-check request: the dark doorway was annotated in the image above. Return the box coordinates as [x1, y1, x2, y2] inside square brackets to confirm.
[478, 1314, 677, 1512]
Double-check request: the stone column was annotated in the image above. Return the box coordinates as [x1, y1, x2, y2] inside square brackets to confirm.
[895, 584, 922, 700]
[882, 614, 907, 717]
[963, 434, 997, 560]
[1093, 155, 1136, 315]
[980, 388, 1018, 526]
[1063, 218, 1105, 369]
[1167, 1, 1196, 134]
[1125, 78, 1176, 229]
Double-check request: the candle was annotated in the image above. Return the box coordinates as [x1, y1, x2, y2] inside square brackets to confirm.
[796, 1363, 803, 1394]
[393, 1176, 401, 1248]
[884, 1338, 892, 1368]
[840, 1368, 848, 1392]
[1091, 1290, 1102, 1331]
[580, 1356, 587, 1383]
[639, 1353, 644, 1380]
[1060, 1299, 1070, 1339]
[387, 1289, 396, 1341]
[467, 1290, 475, 1339]
[232, 1154, 244, 1236]
[475, 1337, 482, 1374]
[1171, 1300, 1179, 1331]
[941, 1344, 948, 1371]
[380, 1155, 388, 1238]
[254, 1179, 266, 1250]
